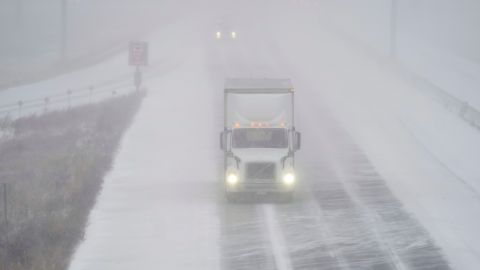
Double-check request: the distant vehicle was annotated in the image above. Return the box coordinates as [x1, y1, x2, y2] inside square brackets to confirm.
[215, 30, 237, 40]
[214, 21, 238, 40]
[220, 78, 301, 202]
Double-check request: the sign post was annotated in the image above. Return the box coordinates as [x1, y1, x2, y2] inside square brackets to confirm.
[129, 41, 149, 92]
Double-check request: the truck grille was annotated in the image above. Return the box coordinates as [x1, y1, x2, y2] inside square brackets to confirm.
[246, 162, 276, 181]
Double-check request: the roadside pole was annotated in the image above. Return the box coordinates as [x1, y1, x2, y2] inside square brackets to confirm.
[129, 41, 149, 92]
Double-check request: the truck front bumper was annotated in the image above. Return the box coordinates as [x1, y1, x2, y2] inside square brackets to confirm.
[226, 181, 294, 194]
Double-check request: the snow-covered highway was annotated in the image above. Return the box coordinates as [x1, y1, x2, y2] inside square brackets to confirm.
[29, 0, 479, 269]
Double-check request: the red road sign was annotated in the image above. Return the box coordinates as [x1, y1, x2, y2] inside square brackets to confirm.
[129, 41, 149, 66]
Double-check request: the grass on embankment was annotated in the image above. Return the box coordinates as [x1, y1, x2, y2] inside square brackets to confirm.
[0, 91, 144, 270]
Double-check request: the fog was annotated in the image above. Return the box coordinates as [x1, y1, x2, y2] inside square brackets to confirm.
[0, 0, 167, 88]
[1, 0, 480, 270]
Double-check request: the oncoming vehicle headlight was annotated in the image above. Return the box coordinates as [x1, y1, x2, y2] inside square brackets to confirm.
[231, 31, 237, 39]
[216, 31, 222, 39]
[226, 173, 239, 185]
[282, 173, 295, 186]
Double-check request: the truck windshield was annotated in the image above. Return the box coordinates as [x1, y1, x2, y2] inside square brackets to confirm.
[232, 128, 288, 148]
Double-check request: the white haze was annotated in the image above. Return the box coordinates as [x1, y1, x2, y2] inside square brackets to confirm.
[1, 0, 480, 269]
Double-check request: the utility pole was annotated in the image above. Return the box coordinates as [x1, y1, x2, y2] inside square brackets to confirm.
[61, 0, 67, 62]
[390, 0, 398, 58]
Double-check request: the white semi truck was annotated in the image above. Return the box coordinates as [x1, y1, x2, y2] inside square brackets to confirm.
[220, 78, 301, 202]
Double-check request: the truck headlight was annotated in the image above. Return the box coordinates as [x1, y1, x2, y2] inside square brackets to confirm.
[282, 173, 295, 186]
[226, 173, 239, 185]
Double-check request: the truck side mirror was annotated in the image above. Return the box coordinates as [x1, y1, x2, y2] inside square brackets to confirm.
[294, 131, 301, 151]
[221, 131, 232, 151]
[220, 131, 226, 150]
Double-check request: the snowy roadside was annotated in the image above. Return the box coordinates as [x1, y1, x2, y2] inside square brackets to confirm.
[68, 9, 223, 269]
[398, 44, 480, 130]
[399, 37, 480, 113]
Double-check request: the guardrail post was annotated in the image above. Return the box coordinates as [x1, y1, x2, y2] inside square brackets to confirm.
[0, 114, 9, 130]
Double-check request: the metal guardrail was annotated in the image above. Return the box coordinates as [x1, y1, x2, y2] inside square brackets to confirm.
[409, 74, 480, 130]
[0, 75, 137, 120]
[0, 51, 171, 121]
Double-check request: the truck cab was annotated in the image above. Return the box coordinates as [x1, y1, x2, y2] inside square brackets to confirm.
[220, 78, 301, 202]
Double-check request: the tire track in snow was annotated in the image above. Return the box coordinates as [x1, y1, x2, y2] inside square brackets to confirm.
[341, 145, 451, 270]
[292, 91, 402, 270]
[311, 172, 399, 270]
[219, 203, 276, 270]
[275, 196, 347, 270]
[308, 100, 452, 270]
[264, 205, 293, 270]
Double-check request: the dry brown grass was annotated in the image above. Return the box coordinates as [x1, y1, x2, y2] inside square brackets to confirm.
[0, 92, 144, 270]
